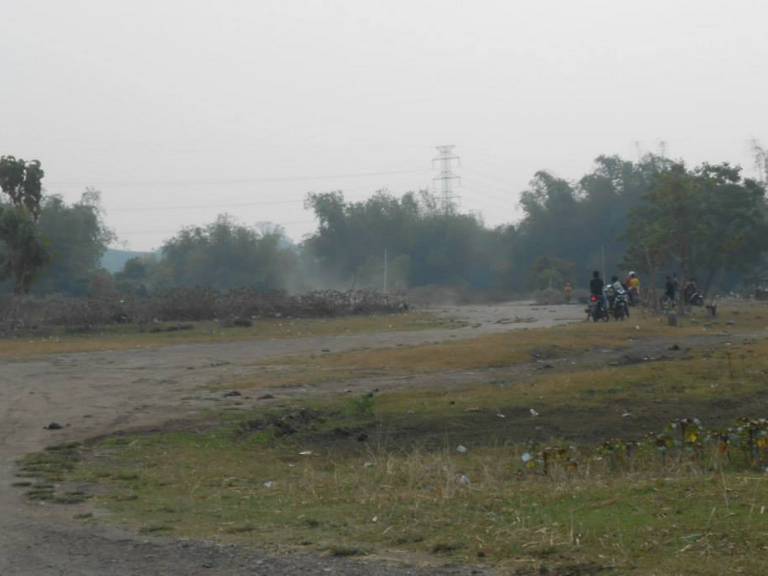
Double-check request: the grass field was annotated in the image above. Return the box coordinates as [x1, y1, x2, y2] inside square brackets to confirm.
[231, 303, 768, 390]
[0, 311, 455, 360]
[17, 302, 768, 574]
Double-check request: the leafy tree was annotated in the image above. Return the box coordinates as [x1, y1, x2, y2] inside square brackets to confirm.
[0, 156, 45, 218]
[88, 269, 119, 298]
[516, 171, 579, 272]
[33, 189, 116, 295]
[622, 162, 768, 304]
[158, 215, 296, 290]
[693, 163, 768, 294]
[0, 206, 50, 294]
[304, 190, 503, 291]
[115, 256, 156, 296]
[620, 204, 670, 308]
[0, 156, 49, 293]
[528, 256, 575, 290]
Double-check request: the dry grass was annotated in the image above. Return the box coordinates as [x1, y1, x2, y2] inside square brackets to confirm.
[66, 423, 768, 575]
[232, 303, 768, 390]
[0, 312, 452, 360]
[20, 301, 768, 574]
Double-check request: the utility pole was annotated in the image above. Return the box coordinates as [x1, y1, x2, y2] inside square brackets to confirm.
[383, 249, 388, 295]
[432, 145, 461, 212]
[601, 244, 606, 283]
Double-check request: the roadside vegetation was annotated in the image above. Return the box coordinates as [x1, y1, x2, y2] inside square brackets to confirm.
[19, 302, 768, 575]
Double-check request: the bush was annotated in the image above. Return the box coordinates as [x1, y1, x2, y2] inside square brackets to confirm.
[0, 288, 408, 334]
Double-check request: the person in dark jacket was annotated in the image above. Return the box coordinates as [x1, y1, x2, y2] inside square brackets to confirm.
[663, 275, 676, 308]
[590, 271, 607, 311]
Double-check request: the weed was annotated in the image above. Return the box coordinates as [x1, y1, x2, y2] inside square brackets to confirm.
[431, 542, 463, 554]
[139, 523, 174, 534]
[223, 523, 255, 534]
[346, 394, 376, 418]
[324, 545, 369, 557]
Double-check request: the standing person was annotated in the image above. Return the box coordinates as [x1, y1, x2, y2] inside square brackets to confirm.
[671, 273, 679, 300]
[684, 278, 696, 304]
[590, 271, 607, 312]
[663, 275, 676, 309]
[563, 281, 572, 304]
[627, 272, 641, 306]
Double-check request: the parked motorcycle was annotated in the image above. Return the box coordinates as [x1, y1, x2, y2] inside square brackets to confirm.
[685, 291, 705, 306]
[612, 291, 629, 320]
[587, 295, 609, 322]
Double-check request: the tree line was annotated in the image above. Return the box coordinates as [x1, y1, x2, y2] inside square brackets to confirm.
[1, 152, 766, 298]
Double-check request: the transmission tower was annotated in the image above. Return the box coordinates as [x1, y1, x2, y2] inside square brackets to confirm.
[432, 145, 461, 212]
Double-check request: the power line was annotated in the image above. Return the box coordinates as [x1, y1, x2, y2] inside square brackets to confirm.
[47, 168, 431, 188]
[121, 219, 317, 236]
[108, 194, 371, 213]
[460, 177, 513, 203]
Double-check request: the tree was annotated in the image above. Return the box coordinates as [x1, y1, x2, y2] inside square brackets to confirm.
[304, 190, 502, 290]
[622, 162, 768, 305]
[115, 256, 155, 296]
[648, 164, 698, 306]
[621, 204, 669, 309]
[528, 256, 575, 290]
[33, 189, 116, 295]
[0, 156, 50, 293]
[510, 155, 675, 293]
[516, 171, 579, 272]
[691, 163, 768, 295]
[0, 205, 50, 294]
[0, 156, 45, 218]
[158, 215, 296, 290]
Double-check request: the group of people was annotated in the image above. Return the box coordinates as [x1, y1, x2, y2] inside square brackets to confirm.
[564, 271, 642, 304]
[663, 274, 700, 307]
[584, 271, 641, 316]
[562, 271, 699, 312]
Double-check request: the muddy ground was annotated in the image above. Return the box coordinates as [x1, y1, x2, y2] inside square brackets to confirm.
[0, 302, 587, 576]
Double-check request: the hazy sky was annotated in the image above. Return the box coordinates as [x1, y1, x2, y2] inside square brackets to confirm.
[2, 0, 767, 251]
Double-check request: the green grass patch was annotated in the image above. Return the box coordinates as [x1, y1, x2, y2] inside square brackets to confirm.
[16, 442, 92, 504]
[58, 423, 768, 575]
[17, 442, 82, 482]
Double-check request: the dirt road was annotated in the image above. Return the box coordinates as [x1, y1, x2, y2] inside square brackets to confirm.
[0, 302, 583, 576]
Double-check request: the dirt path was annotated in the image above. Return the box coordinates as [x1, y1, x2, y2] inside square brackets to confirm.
[0, 302, 583, 576]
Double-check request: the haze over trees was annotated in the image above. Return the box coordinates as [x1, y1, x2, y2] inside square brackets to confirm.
[304, 190, 506, 291]
[1, 152, 767, 298]
[32, 189, 116, 296]
[623, 162, 768, 304]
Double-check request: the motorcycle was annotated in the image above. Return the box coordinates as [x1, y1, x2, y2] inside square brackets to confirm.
[612, 291, 629, 320]
[685, 291, 704, 306]
[587, 295, 609, 322]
